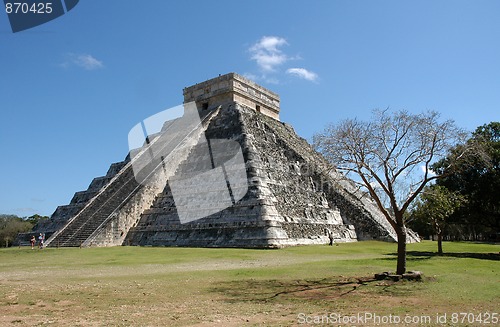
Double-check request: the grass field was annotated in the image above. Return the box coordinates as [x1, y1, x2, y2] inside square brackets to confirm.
[0, 241, 498, 326]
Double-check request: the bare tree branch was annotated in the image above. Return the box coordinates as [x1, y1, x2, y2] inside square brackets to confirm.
[313, 109, 468, 275]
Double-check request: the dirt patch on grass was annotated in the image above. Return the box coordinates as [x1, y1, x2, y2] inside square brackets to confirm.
[210, 275, 427, 303]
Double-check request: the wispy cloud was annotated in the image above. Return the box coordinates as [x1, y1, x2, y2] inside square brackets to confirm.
[60, 53, 104, 70]
[247, 36, 318, 84]
[249, 36, 288, 72]
[286, 68, 318, 82]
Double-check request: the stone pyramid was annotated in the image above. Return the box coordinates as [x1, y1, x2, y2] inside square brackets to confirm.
[18, 73, 411, 248]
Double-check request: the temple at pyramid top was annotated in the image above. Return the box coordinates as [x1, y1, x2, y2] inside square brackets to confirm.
[183, 73, 280, 120]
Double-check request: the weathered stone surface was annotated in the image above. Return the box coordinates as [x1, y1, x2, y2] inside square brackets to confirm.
[17, 73, 419, 248]
[375, 271, 423, 281]
[402, 271, 423, 281]
[374, 272, 390, 280]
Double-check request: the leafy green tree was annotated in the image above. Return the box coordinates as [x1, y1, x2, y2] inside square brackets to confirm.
[432, 122, 500, 240]
[0, 214, 33, 247]
[410, 185, 466, 254]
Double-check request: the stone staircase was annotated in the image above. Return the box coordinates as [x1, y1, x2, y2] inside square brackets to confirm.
[14, 161, 127, 247]
[46, 166, 140, 247]
[45, 106, 220, 247]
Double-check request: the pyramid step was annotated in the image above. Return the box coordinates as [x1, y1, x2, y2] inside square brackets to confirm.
[48, 164, 143, 246]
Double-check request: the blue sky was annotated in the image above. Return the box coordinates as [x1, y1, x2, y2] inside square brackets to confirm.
[1, 1, 499, 217]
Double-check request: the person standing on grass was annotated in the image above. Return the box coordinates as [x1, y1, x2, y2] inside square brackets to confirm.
[325, 228, 335, 246]
[38, 233, 44, 249]
[30, 235, 36, 249]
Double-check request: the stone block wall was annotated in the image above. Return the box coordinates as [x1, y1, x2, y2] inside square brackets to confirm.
[125, 103, 400, 248]
[183, 73, 280, 120]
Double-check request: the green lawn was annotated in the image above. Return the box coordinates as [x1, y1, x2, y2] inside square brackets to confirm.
[0, 241, 498, 326]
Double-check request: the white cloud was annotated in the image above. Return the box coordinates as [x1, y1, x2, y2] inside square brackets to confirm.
[247, 36, 318, 84]
[249, 36, 288, 72]
[60, 53, 104, 70]
[75, 54, 104, 70]
[286, 68, 318, 82]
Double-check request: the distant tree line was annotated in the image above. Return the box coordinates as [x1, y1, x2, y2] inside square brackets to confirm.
[409, 122, 500, 243]
[0, 214, 48, 247]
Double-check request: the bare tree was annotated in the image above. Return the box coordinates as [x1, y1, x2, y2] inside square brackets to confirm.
[314, 109, 467, 275]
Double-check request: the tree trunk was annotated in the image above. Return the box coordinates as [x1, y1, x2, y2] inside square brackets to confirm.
[437, 232, 443, 255]
[396, 226, 407, 275]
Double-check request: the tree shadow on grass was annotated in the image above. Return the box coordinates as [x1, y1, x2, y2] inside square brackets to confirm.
[210, 276, 392, 303]
[406, 251, 500, 261]
[380, 255, 432, 262]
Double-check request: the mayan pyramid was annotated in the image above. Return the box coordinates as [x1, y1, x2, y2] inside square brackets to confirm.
[18, 73, 415, 248]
